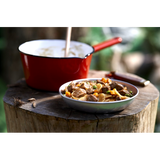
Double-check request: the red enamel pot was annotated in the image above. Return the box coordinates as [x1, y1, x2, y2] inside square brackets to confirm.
[19, 37, 122, 91]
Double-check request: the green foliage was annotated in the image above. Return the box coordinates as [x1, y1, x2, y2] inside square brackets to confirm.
[0, 78, 7, 132]
[0, 28, 6, 50]
[0, 28, 7, 132]
[78, 27, 113, 71]
[129, 27, 160, 54]
[79, 27, 106, 45]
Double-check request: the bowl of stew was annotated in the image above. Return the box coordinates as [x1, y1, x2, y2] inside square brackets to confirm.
[59, 77, 139, 114]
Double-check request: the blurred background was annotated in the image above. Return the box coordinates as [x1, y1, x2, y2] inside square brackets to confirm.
[0, 27, 160, 132]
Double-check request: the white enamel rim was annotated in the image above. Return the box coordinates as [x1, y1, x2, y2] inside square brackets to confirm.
[18, 39, 94, 59]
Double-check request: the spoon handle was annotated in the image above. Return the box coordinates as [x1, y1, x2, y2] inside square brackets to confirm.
[65, 27, 72, 57]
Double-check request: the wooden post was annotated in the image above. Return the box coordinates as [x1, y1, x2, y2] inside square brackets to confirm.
[3, 70, 159, 132]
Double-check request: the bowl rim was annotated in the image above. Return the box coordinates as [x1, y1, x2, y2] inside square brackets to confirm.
[59, 78, 139, 104]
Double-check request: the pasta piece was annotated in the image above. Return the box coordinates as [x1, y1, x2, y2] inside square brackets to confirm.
[96, 83, 103, 92]
[113, 88, 129, 100]
[105, 94, 112, 99]
[72, 95, 78, 100]
[78, 95, 88, 101]
[105, 99, 110, 102]
[109, 98, 116, 102]
[98, 93, 106, 102]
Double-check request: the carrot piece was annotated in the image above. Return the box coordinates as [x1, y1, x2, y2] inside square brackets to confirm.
[101, 78, 107, 83]
[93, 93, 99, 97]
[76, 84, 81, 87]
[106, 78, 112, 84]
[66, 91, 72, 97]
[110, 90, 116, 95]
[94, 89, 99, 93]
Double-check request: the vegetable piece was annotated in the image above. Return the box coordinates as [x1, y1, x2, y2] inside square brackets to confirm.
[94, 89, 99, 93]
[106, 78, 112, 84]
[125, 93, 133, 97]
[101, 78, 107, 83]
[109, 89, 116, 95]
[93, 92, 99, 97]
[76, 83, 81, 87]
[66, 91, 72, 97]
[93, 85, 97, 89]
[106, 90, 110, 94]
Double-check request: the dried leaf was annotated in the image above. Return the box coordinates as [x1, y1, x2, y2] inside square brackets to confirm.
[13, 97, 25, 107]
[28, 98, 36, 102]
[32, 102, 36, 108]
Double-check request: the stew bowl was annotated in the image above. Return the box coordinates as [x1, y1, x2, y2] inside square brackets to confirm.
[59, 78, 139, 114]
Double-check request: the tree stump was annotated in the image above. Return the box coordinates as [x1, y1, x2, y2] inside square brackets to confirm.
[3, 70, 159, 132]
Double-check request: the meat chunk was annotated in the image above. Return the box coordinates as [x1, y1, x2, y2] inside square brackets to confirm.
[86, 87, 94, 94]
[72, 88, 86, 98]
[115, 95, 122, 101]
[61, 89, 66, 94]
[119, 89, 131, 96]
[67, 82, 77, 92]
[110, 82, 124, 90]
[101, 84, 111, 93]
[79, 82, 90, 90]
[86, 94, 98, 102]
[97, 80, 105, 85]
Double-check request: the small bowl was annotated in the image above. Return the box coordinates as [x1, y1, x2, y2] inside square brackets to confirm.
[59, 78, 139, 114]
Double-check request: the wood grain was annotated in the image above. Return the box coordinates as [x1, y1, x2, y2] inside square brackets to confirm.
[3, 70, 159, 132]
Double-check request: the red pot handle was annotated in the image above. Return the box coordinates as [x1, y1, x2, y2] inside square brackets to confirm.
[92, 37, 122, 52]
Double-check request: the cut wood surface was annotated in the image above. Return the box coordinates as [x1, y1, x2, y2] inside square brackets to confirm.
[3, 70, 159, 132]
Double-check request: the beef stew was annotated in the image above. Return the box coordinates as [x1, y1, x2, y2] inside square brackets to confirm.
[61, 78, 133, 102]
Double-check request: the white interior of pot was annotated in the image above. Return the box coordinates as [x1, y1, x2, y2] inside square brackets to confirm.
[19, 39, 93, 58]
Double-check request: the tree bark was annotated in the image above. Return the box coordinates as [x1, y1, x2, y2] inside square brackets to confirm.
[3, 70, 159, 132]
